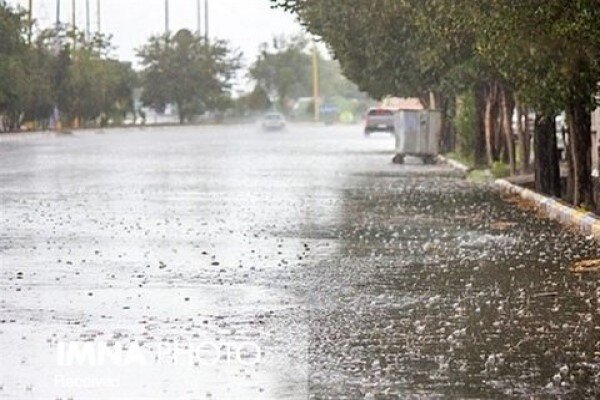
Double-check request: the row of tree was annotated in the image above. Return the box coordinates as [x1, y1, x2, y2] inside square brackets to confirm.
[140, 32, 367, 120]
[1, 0, 360, 130]
[274, 0, 600, 211]
[137, 29, 241, 124]
[247, 35, 363, 114]
[0, 2, 243, 129]
[0, 3, 135, 131]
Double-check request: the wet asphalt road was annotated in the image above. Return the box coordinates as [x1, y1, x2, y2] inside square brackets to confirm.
[0, 124, 599, 399]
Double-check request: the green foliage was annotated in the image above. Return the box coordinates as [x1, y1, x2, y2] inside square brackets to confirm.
[318, 56, 363, 99]
[490, 161, 510, 179]
[249, 35, 312, 111]
[137, 29, 241, 124]
[47, 29, 136, 127]
[235, 85, 272, 114]
[454, 92, 475, 160]
[66, 54, 135, 125]
[0, 1, 136, 131]
[272, 1, 475, 101]
[0, 2, 28, 130]
[20, 41, 56, 124]
[248, 34, 363, 113]
[274, 0, 600, 113]
[274, 0, 600, 205]
[472, 0, 600, 114]
[467, 168, 494, 183]
[0, 2, 26, 55]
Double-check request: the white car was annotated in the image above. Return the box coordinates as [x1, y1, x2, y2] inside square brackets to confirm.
[261, 113, 286, 130]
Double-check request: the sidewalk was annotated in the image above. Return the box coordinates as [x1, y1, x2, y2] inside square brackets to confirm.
[441, 155, 600, 241]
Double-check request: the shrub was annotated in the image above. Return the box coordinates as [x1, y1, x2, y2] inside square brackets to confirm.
[491, 161, 510, 178]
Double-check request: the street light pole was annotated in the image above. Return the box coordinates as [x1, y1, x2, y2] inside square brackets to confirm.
[165, 0, 169, 34]
[96, 0, 101, 32]
[70, 0, 77, 49]
[204, 0, 209, 42]
[71, 0, 75, 28]
[56, 0, 61, 28]
[85, 0, 90, 39]
[28, 0, 32, 44]
[196, 0, 201, 36]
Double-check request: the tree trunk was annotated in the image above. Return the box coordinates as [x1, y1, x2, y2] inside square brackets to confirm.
[443, 96, 456, 153]
[500, 87, 516, 175]
[419, 92, 431, 110]
[563, 123, 575, 203]
[177, 101, 185, 125]
[484, 81, 499, 165]
[566, 100, 594, 209]
[455, 95, 464, 156]
[436, 93, 453, 154]
[474, 84, 487, 167]
[534, 114, 561, 197]
[495, 107, 504, 162]
[516, 103, 530, 173]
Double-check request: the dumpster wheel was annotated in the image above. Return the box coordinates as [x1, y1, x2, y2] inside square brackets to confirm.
[392, 154, 405, 164]
[422, 155, 437, 165]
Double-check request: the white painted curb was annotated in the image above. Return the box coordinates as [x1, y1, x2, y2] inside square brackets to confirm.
[437, 155, 471, 173]
[495, 179, 600, 239]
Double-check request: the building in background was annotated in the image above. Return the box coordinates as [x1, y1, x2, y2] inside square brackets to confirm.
[380, 97, 424, 110]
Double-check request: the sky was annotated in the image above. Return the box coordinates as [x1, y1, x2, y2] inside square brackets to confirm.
[11, 0, 304, 68]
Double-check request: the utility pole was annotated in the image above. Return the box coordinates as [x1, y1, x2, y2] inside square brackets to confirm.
[165, 0, 169, 34]
[85, 0, 90, 39]
[55, 0, 61, 46]
[28, 0, 32, 44]
[312, 43, 320, 122]
[96, 0, 101, 32]
[196, 0, 201, 36]
[71, 0, 75, 28]
[56, 0, 61, 28]
[71, 0, 77, 49]
[204, 0, 209, 41]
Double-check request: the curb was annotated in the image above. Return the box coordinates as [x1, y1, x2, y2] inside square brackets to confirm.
[0, 131, 57, 142]
[437, 155, 472, 173]
[495, 179, 600, 240]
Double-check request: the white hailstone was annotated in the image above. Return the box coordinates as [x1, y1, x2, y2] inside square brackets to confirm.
[496, 353, 505, 366]
[559, 365, 569, 376]
[484, 354, 496, 371]
[552, 373, 562, 384]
